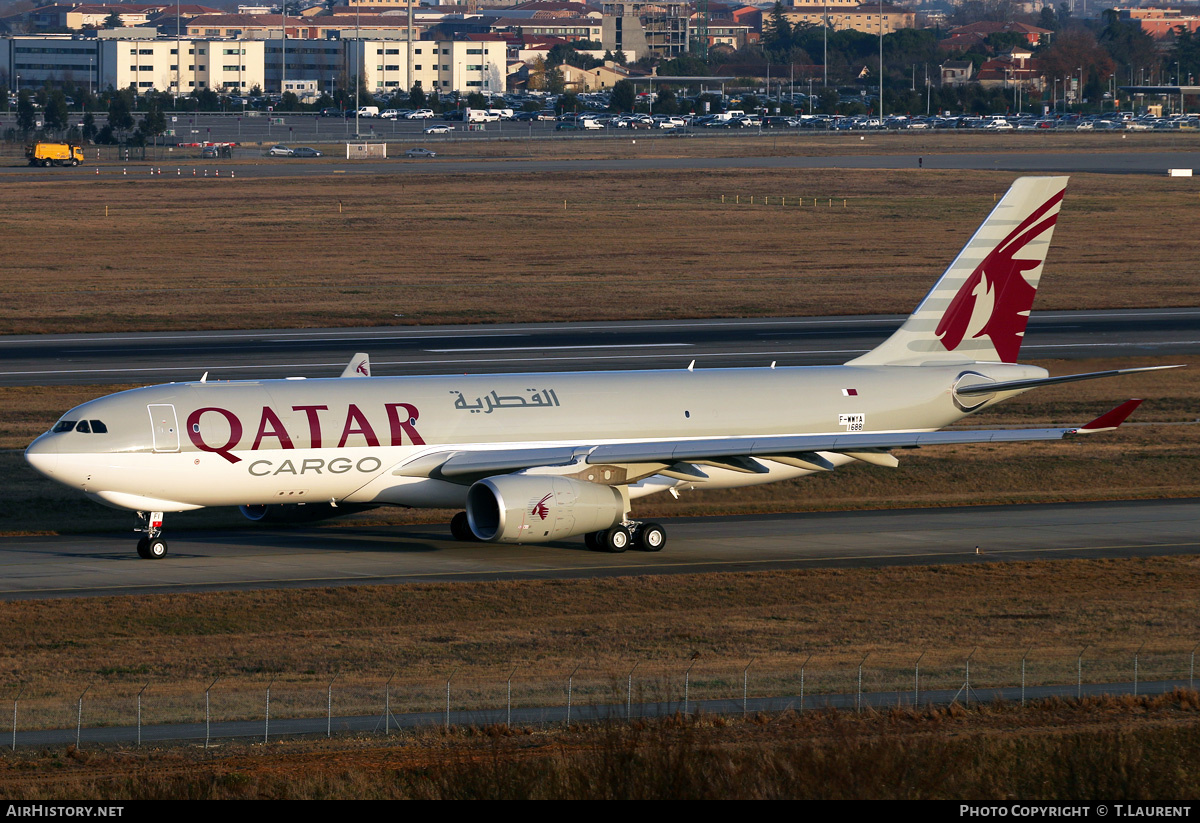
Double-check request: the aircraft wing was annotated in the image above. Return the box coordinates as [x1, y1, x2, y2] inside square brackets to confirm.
[395, 401, 1143, 482]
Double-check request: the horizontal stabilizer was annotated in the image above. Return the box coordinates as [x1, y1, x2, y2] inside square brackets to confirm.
[1076, 399, 1143, 433]
[956, 365, 1184, 396]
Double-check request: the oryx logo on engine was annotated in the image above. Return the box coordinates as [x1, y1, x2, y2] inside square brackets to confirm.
[531, 493, 552, 520]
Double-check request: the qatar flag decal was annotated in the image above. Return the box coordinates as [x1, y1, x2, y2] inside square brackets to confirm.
[842, 388, 858, 397]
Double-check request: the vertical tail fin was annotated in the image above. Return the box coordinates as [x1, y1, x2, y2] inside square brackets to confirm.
[848, 176, 1068, 367]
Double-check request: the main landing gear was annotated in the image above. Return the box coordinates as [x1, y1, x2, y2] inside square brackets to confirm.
[584, 521, 667, 554]
[134, 511, 168, 559]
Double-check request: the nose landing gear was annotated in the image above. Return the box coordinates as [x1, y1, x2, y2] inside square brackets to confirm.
[135, 511, 168, 559]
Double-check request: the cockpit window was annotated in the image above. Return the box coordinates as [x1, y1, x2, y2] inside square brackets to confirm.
[52, 420, 76, 433]
[75, 420, 91, 433]
[90, 420, 108, 434]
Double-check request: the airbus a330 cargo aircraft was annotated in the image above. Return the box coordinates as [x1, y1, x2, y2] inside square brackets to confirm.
[25, 176, 1178, 559]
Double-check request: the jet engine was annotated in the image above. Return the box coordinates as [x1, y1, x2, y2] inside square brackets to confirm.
[466, 475, 626, 543]
[238, 503, 376, 524]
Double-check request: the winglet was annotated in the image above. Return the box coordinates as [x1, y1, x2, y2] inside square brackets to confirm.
[341, 353, 371, 378]
[1075, 399, 1143, 434]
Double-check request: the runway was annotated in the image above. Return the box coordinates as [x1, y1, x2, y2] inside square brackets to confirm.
[3, 498, 1197, 601]
[2, 149, 1198, 180]
[2, 307, 1198, 386]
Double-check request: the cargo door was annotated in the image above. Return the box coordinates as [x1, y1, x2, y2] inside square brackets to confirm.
[147, 404, 180, 453]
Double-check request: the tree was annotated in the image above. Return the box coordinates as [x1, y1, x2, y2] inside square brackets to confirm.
[609, 79, 635, 112]
[466, 91, 486, 109]
[107, 89, 134, 136]
[763, 1, 793, 56]
[280, 91, 299, 111]
[654, 85, 678, 114]
[142, 96, 166, 137]
[546, 67, 566, 95]
[81, 110, 97, 142]
[409, 80, 426, 108]
[555, 91, 579, 114]
[16, 90, 36, 136]
[1036, 29, 1114, 107]
[104, 11, 122, 28]
[44, 89, 69, 135]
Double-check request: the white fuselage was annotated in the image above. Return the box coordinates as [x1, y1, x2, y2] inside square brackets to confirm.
[25, 361, 1045, 513]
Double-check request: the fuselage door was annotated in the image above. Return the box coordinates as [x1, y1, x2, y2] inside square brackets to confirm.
[148, 404, 180, 453]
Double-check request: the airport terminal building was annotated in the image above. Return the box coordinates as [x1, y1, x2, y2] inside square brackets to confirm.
[0, 30, 507, 97]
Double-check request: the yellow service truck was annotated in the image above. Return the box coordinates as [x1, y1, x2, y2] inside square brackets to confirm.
[25, 142, 84, 167]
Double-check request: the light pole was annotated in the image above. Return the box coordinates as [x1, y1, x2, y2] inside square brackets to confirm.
[1076, 66, 1082, 113]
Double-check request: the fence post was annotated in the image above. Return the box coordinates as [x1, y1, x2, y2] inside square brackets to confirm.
[1021, 647, 1032, 707]
[914, 650, 926, 707]
[566, 665, 580, 727]
[137, 682, 149, 747]
[506, 667, 518, 729]
[684, 659, 699, 715]
[205, 677, 219, 751]
[11, 686, 22, 752]
[264, 675, 277, 744]
[384, 672, 395, 737]
[1134, 641, 1146, 697]
[800, 654, 812, 713]
[743, 658, 755, 718]
[1191, 642, 1198, 691]
[626, 661, 640, 721]
[856, 653, 870, 712]
[444, 666, 459, 732]
[1077, 645, 1089, 700]
[327, 673, 339, 738]
[75, 684, 91, 750]
[965, 648, 976, 706]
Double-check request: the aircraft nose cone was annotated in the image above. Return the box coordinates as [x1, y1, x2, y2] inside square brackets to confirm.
[25, 434, 58, 478]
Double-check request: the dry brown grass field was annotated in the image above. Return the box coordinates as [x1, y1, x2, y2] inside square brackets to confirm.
[1, 555, 1199, 736]
[0, 165, 1197, 333]
[2, 695, 1200, 799]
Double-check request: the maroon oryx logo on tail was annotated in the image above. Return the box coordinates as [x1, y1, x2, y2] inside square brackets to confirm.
[935, 189, 1064, 363]
[355, 360, 370, 377]
[531, 493, 553, 520]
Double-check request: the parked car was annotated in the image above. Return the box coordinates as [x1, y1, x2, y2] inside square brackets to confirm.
[423, 125, 453, 134]
[404, 147, 437, 158]
[290, 147, 323, 157]
[266, 144, 293, 156]
[406, 109, 435, 119]
[319, 108, 343, 117]
[201, 145, 219, 158]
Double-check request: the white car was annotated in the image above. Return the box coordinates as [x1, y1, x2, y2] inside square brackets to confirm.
[406, 109, 435, 120]
[423, 125, 453, 134]
[266, 144, 293, 156]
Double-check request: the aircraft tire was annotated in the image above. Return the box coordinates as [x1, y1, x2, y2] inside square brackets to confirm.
[583, 531, 600, 551]
[146, 538, 168, 559]
[602, 526, 631, 553]
[637, 523, 667, 552]
[450, 511, 474, 541]
[136, 537, 150, 559]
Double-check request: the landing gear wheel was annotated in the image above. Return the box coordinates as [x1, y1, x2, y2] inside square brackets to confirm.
[450, 511, 475, 542]
[637, 523, 667, 552]
[584, 531, 600, 551]
[136, 537, 150, 559]
[602, 526, 631, 553]
[146, 538, 168, 559]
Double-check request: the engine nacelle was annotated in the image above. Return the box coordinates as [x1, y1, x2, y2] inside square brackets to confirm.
[238, 503, 376, 524]
[466, 475, 626, 543]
